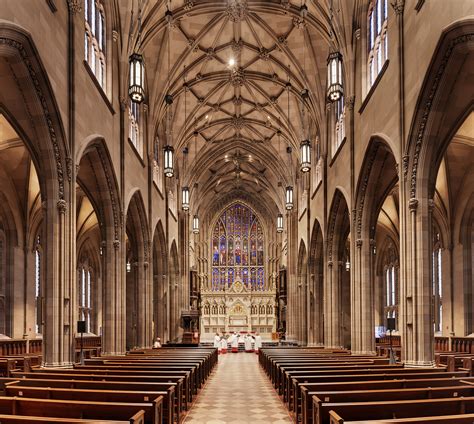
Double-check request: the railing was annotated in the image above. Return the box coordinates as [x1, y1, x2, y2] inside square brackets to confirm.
[0, 336, 101, 356]
[377, 335, 401, 346]
[376, 335, 473, 354]
[435, 336, 449, 352]
[74, 335, 101, 349]
[451, 337, 474, 353]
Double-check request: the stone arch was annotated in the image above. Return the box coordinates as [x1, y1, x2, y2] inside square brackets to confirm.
[295, 240, 308, 345]
[308, 219, 324, 346]
[169, 240, 180, 342]
[125, 190, 151, 350]
[326, 189, 351, 349]
[353, 136, 399, 353]
[0, 23, 69, 201]
[152, 220, 168, 341]
[406, 19, 474, 201]
[77, 137, 122, 241]
[401, 19, 474, 365]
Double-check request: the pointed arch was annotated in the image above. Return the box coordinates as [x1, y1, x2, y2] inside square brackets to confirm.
[309, 219, 324, 345]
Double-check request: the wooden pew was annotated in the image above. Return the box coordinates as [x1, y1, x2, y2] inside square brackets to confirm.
[329, 411, 474, 423]
[301, 384, 474, 424]
[0, 396, 160, 423]
[13, 370, 187, 410]
[301, 377, 474, 424]
[75, 363, 197, 398]
[313, 395, 474, 424]
[280, 364, 405, 399]
[288, 369, 468, 413]
[0, 414, 143, 423]
[5, 384, 174, 424]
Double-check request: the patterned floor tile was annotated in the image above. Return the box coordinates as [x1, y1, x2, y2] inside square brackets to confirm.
[183, 353, 292, 423]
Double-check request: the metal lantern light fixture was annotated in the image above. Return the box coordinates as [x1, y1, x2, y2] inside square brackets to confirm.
[345, 259, 350, 271]
[128, 53, 145, 103]
[277, 214, 284, 233]
[192, 215, 200, 234]
[181, 186, 190, 211]
[163, 145, 174, 177]
[326, 51, 344, 102]
[285, 186, 294, 210]
[300, 139, 311, 172]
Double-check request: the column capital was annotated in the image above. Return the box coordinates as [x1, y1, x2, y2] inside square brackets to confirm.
[391, 0, 405, 15]
[356, 239, 363, 248]
[67, 0, 82, 14]
[409, 198, 418, 211]
[57, 199, 67, 214]
[428, 198, 435, 212]
[113, 239, 121, 249]
[327, 260, 333, 268]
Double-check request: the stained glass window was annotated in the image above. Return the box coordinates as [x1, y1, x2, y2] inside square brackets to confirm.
[211, 203, 264, 291]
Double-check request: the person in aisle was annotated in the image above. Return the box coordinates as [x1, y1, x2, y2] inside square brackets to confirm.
[254, 332, 262, 354]
[244, 333, 253, 352]
[231, 331, 240, 353]
[214, 332, 222, 354]
[220, 334, 228, 354]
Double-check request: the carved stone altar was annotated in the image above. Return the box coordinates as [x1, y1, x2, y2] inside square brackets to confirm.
[200, 279, 276, 341]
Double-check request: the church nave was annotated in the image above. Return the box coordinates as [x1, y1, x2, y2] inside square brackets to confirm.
[184, 353, 292, 424]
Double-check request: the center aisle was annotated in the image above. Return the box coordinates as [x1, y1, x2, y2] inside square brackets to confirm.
[184, 352, 292, 424]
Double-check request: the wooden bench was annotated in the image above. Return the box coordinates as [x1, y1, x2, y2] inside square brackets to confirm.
[5, 384, 175, 424]
[13, 370, 187, 410]
[0, 414, 143, 423]
[329, 410, 474, 423]
[300, 377, 474, 424]
[313, 395, 474, 424]
[288, 369, 467, 413]
[0, 396, 161, 423]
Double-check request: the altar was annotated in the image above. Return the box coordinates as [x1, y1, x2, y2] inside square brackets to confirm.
[200, 279, 276, 341]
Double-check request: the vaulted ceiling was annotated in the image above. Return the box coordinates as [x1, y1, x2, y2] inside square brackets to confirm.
[127, 0, 342, 217]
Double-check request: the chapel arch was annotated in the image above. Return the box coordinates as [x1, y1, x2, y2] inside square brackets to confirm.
[308, 220, 324, 346]
[326, 189, 351, 349]
[125, 190, 151, 349]
[169, 240, 180, 342]
[354, 136, 399, 354]
[76, 138, 123, 353]
[152, 220, 168, 341]
[402, 19, 474, 364]
[295, 241, 308, 345]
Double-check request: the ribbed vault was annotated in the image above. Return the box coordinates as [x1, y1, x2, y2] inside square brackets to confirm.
[126, 0, 337, 214]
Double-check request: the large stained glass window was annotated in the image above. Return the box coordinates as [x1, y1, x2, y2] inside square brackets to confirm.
[211, 203, 264, 291]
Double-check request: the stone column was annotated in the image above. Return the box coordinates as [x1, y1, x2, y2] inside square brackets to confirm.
[42, 199, 74, 367]
[286, 210, 297, 342]
[401, 197, 435, 366]
[352, 236, 376, 354]
[136, 255, 152, 348]
[324, 260, 341, 348]
[102, 238, 125, 355]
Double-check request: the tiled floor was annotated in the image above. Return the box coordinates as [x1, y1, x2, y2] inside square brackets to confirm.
[183, 352, 293, 424]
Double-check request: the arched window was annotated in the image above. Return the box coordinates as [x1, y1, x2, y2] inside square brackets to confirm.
[383, 240, 398, 328]
[78, 264, 93, 333]
[211, 203, 265, 291]
[432, 224, 443, 333]
[85, 0, 106, 88]
[129, 100, 142, 156]
[34, 235, 42, 334]
[367, 0, 388, 87]
[334, 95, 345, 155]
